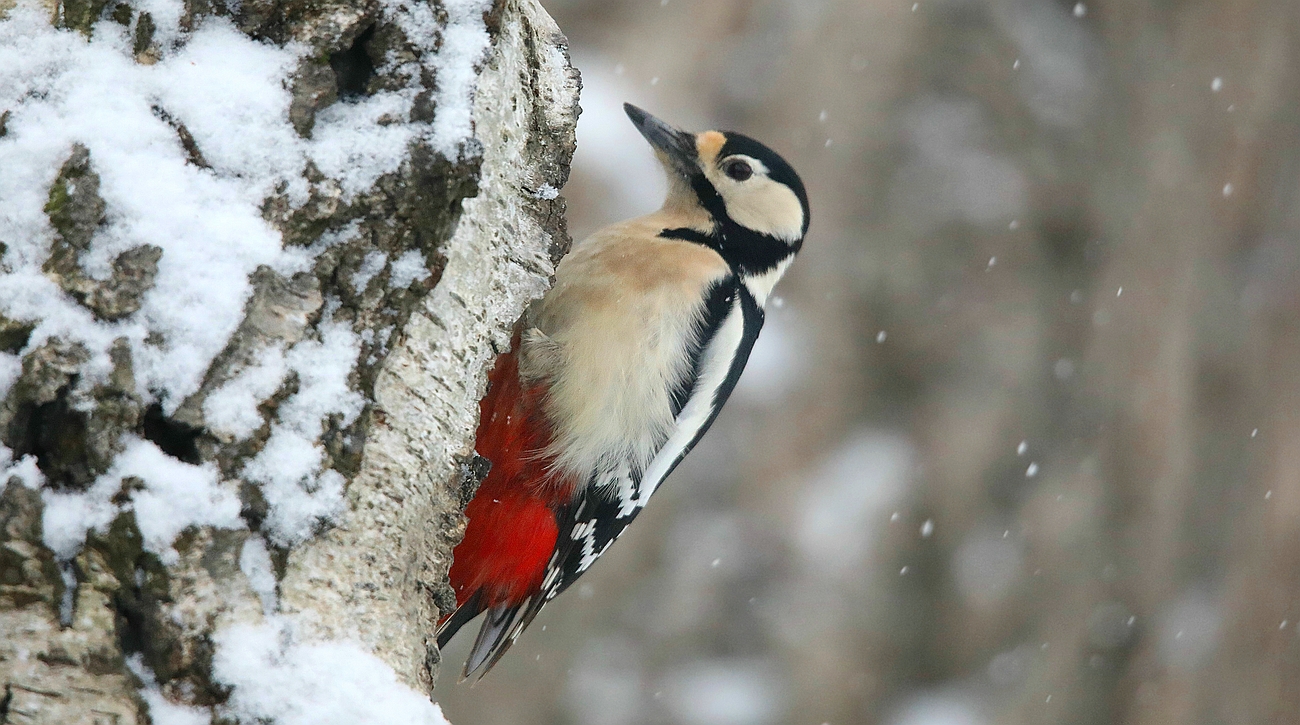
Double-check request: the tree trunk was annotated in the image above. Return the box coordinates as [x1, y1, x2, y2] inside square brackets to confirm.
[0, 0, 578, 721]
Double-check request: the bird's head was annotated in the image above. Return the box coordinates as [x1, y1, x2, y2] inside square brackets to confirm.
[624, 103, 809, 279]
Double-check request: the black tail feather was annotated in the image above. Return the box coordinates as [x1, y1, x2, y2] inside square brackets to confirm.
[435, 589, 484, 650]
[463, 603, 519, 679]
[462, 593, 550, 681]
[435, 590, 547, 681]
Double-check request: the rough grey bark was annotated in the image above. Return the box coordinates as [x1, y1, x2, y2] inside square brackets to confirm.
[0, 0, 579, 722]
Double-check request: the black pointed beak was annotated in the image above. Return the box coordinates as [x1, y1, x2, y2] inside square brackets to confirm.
[624, 103, 697, 174]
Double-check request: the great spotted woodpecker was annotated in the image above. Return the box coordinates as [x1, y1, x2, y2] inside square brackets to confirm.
[437, 104, 809, 678]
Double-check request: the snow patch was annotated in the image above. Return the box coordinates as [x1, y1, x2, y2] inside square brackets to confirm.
[42, 437, 242, 563]
[127, 654, 213, 725]
[42, 479, 120, 561]
[0, 8, 435, 415]
[0, 353, 22, 401]
[351, 250, 388, 292]
[213, 619, 453, 725]
[423, 0, 494, 158]
[388, 249, 432, 288]
[242, 321, 363, 545]
[1, 0, 488, 418]
[204, 345, 290, 440]
[376, 0, 493, 159]
[0, 445, 45, 490]
[240, 534, 278, 615]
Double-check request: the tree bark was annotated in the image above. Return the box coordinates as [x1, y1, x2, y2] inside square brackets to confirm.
[0, 0, 578, 721]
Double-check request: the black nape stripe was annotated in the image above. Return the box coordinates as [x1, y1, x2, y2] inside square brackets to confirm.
[659, 227, 712, 246]
[660, 223, 795, 278]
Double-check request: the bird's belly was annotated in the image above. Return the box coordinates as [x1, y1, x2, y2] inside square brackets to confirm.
[539, 296, 700, 482]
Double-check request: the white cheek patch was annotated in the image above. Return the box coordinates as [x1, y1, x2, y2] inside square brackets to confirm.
[720, 178, 805, 242]
[704, 155, 805, 243]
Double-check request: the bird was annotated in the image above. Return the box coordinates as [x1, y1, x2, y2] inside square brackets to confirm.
[436, 103, 809, 679]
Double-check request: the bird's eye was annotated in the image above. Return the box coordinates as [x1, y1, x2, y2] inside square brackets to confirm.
[724, 159, 753, 181]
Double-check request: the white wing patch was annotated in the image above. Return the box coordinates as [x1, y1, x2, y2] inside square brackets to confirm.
[578, 294, 745, 526]
[611, 460, 640, 518]
[540, 287, 754, 603]
[638, 294, 747, 501]
[556, 295, 748, 583]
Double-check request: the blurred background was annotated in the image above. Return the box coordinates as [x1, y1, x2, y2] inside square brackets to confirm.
[436, 0, 1300, 722]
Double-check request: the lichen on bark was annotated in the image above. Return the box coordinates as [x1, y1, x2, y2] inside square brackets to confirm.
[0, 0, 579, 721]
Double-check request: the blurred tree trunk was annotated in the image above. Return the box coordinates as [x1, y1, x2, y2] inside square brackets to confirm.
[1084, 2, 1300, 723]
[0, 0, 578, 722]
[870, 1, 1300, 723]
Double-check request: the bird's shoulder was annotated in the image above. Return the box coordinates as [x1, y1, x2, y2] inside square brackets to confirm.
[554, 209, 729, 297]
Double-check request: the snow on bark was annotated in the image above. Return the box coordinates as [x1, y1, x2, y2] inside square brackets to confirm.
[0, 0, 579, 720]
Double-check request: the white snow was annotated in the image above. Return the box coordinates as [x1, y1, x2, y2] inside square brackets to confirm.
[42, 437, 243, 564]
[351, 251, 388, 292]
[127, 654, 214, 725]
[42, 479, 120, 560]
[0, 352, 21, 401]
[0, 11, 427, 472]
[0, 0, 486, 413]
[384, 0, 493, 159]
[2, 12, 277, 401]
[240, 534, 278, 615]
[129, 442, 243, 562]
[212, 620, 453, 725]
[204, 345, 290, 440]
[3, 0, 490, 564]
[388, 249, 432, 288]
[0, 445, 45, 489]
[242, 321, 364, 545]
